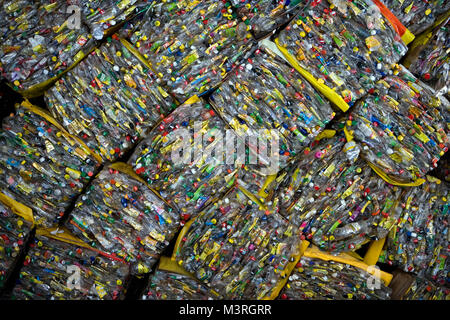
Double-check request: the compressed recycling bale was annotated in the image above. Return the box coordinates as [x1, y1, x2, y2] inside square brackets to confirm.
[346, 65, 449, 183]
[65, 165, 180, 275]
[277, 0, 407, 107]
[175, 187, 304, 299]
[0, 103, 100, 227]
[45, 35, 177, 162]
[12, 232, 130, 300]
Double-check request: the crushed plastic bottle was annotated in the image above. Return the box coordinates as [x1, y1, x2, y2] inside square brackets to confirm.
[380, 0, 450, 35]
[278, 256, 392, 300]
[277, 0, 407, 106]
[0, 202, 32, 290]
[231, 0, 302, 38]
[11, 233, 130, 300]
[65, 165, 180, 275]
[408, 18, 449, 94]
[45, 35, 177, 163]
[124, 0, 255, 102]
[346, 65, 450, 183]
[209, 44, 335, 161]
[175, 187, 304, 299]
[379, 176, 449, 286]
[0, 104, 100, 227]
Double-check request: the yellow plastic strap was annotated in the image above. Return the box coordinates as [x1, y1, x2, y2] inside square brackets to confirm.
[36, 226, 93, 250]
[344, 126, 354, 142]
[401, 29, 415, 45]
[367, 162, 426, 187]
[20, 100, 103, 164]
[158, 256, 222, 297]
[274, 38, 350, 112]
[257, 174, 277, 198]
[109, 162, 150, 186]
[0, 192, 35, 225]
[346, 251, 364, 261]
[264, 240, 310, 300]
[158, 256, 194, 277]
[426, 175, 442, 184]
[183, 95, 201, 105]
[237, 186, 266, 209]
[172, 218, 196, 261]
[315, 129, 336, 141]
[304, 245, 392, 286]
[364, 238, 386, 266]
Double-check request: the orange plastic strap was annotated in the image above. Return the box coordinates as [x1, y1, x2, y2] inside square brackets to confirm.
[372, 0, 415, 44]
